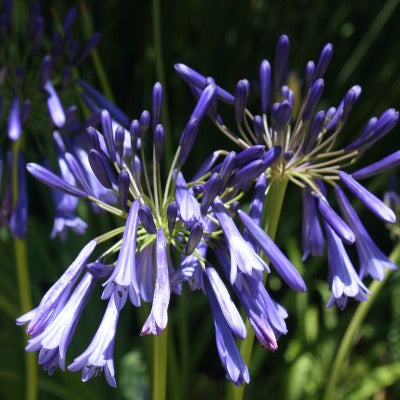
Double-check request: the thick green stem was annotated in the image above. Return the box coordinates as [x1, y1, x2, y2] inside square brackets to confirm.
[323, 243, 400, 400]
[228, 177, 289, 400]
[153, 329, 168, 400]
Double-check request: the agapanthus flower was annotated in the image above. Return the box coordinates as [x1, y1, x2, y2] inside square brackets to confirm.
[18, 80, 221, 385]
[18, 70, 306, 386]
[176, 34, 398, 306]
[0, 1, 100, 238]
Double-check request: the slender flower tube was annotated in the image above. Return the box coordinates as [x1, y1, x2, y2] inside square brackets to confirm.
[324, 222, 369, 309]
[68, 295, 119, 387]
[19, 240, 96, 337]
[141, 229, 170, 336]
[204, 274, 250, 385]
[205, 266, 247, 339]
[102, 199, 141, 310]
[335, 186, 396, 280]
[238, 209, 306, 292]
[339, 171, 396, 223]
[24, 272, 98, 373]
[175, 171, 201, 226]
[301, 190, 325, 260]
[352, 150, 400, 179]
[213, 197, 269, 283]
[8, 97, 22, 141]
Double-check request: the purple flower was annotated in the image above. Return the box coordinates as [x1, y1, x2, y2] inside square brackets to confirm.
[176, 36, 398, 302]
[352, 151, 400, 179]
[175, 171, 201, 227]
[18, 240, 96, 337]
[174, 63, 234, 104]
[102, 199, 141, 310]
[141, 229, 170, 336]
[314, 43, 333, 80]
[324, 222, 369, 309]
[205, 266, 247, 339]
[25, 273, 97, 373]
[259, 60, 271, 113]
[152, 82, 163, 129]
[316, 194, 355, 245]
[204, 273, 250, 385]
[213, 197, 269, 284]
[50, 195, 87, 241]
[178, 84, 217, 165]
[238, 209, 306, 292]
[44, 80, 66, 128]
[216, 249, 288, 351]
[301, 190, 325, 260]
[136, 243, 155, 302]
[8, 97, 21, 141]
[68, 295, 119, 387]
[27, 163, 88, 198]
[50, 139, 87, 240]
[234, 79, 250, 125]
[339, 171, 396, 224]
[335, 186, 396, 280]
[79, 79, 130, 127]
[273, 34, 290, 90]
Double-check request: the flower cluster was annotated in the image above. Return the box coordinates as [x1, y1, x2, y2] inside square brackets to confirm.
[0, 1, 100, 238]
[176, 34, 399, 308]
[16, 33, 400, 387]
[17, 76, 307, 386]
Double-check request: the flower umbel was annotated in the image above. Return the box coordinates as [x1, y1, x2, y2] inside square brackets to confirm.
[177, 34, 398, 306]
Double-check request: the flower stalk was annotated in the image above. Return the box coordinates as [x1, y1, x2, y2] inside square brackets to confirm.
[153, 328, 168, 400]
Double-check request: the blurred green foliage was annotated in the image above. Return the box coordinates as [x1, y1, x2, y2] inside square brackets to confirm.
[1, 0, 400, 399]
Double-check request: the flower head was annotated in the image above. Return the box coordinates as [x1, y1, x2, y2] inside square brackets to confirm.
[177, 34, 399, 306]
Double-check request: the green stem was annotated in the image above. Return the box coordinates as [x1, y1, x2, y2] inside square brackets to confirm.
[323, 242, 400, 400]
[152, 0, 173, 165]
[178, 287, 189, 397]
[153, 329, 168, 400]
[228, 177, 289, 400]
[12, 141, 37, 400]
[15, 239, 37, 400]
